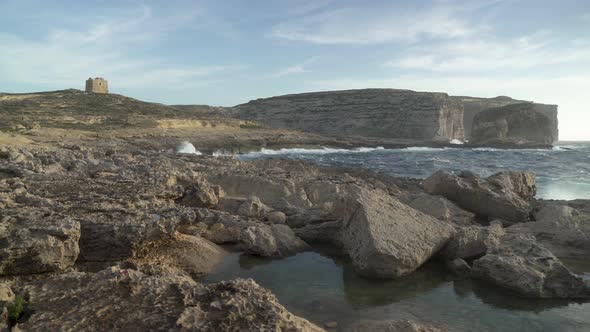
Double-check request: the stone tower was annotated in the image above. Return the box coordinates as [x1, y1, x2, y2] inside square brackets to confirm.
[85, 77, 109, 94]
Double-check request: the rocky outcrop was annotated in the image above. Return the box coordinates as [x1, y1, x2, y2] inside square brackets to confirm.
[407, 194, 476, 226]
[0, 207, 80, 275]
[240, 224, 309, 257]
[457, 95, 527, 140]
[233, 89, 465, 142]
[16, 267, 324, 331]
[473, 233, 590, 298]
[336, 187, 455, 278]
[422, 171, 536, 224]
[470, 102, 558, 146]
[441, 224, 504, 260]
[508, 204, 590, 260]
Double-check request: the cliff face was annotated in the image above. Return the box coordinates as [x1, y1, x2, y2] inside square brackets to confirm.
[233, 89, 465, 142]
[470, 103, 559, 146]
[456, 96, 528, 140]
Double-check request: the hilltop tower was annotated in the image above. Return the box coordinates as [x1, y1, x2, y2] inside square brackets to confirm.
[85, 77, 109, 94]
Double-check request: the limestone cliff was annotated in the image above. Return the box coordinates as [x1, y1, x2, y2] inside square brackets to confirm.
[233, 89, 465, 142]
[456, 96, 527, 139]
[470, 103, 559, 146]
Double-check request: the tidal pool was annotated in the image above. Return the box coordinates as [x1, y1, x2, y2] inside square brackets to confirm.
[202, 246, 590, 332]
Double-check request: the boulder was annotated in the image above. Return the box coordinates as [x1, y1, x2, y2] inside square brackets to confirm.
[473, 233, 590, 298]
[508, 204, 590, 260]
[345, 319, 448, 332]
[0, 208, 80, 275]
[265, 211, 287, 224]
[18, 267, 323, 331]
[132, 232, 227, 278]
[336, 187, 455, 278]
[408, 194, 476, 226]
[441, 224, 504, 260]
[422, 170, 536, 224]
[178, 179, 219, 209]
[202, 223, 241, 244]
[294, 221, 342, 244]
[237, 196, 273, 219]
[240, 224, 309, 257]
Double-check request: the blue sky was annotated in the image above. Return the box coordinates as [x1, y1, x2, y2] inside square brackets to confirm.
[1, 0, 589, 139]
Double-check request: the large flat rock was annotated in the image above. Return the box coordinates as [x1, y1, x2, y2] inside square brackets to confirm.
[422, 170, 536, 224]
[473, 233, 590, 298]
[336, 187, 455, 278]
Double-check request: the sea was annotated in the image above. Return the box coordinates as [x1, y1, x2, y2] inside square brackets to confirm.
[197, 141, 590, 331]
[237, 141, 590, 200]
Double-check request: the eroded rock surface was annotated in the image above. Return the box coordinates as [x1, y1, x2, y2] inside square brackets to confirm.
[16, 267, 324, 331]
[508, 203, 590, 260]
[473, 233, 590, 298]
[470, 102, 558, 147]
[0, 207, 80, 275]
[422, 170, 536, 224]
[233, 89, 465, 142]
[336, 187, 455, 278]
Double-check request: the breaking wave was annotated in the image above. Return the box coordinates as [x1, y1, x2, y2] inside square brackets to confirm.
[176, 141, 202, 155]
[244, 146, 386, 156]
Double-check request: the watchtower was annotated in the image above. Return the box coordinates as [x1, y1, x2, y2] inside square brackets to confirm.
[85, 77, 109, 94]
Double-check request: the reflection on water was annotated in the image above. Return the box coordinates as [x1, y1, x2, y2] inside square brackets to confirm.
[202, 246, 590, 332]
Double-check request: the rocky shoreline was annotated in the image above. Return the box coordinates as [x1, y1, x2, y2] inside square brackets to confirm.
[1, 142, 589, 331]
[0, 89, 584, 331]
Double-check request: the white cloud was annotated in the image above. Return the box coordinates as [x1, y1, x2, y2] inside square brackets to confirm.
[273, 56, 319, 77]
[0, 5, 246, 91]
[270, 1, 487, 44]
[384, 32, 590, 72]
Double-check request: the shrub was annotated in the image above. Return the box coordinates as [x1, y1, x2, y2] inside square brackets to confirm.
[7, 295, 26, 324]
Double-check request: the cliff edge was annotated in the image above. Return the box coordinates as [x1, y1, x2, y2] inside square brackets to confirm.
[470, 103, 559, 147]
[233, 89, 465, 142]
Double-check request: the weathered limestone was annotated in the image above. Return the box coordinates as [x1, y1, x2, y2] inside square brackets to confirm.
[240, 224, 309, 257]
[233, 89, 465, 142]
[178, 179, 219, 209]
[408, 194, 476, 226]
[473, 233, 590, 298]
[441, 224, 504, 260]
[237, 196, 273, 219]
[336, 187, 455, 278]
[422, 170, 536, 224]
[470, 103, 558, 146]
[0, 208, 80, 275]
[17, 268, 324, 331]
[132, 232, 227, 278]
[508, 204, 590, 259]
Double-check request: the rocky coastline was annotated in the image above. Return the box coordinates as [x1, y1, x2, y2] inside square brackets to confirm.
[0, 89, 584, 331]
[1, 141, 589, 331]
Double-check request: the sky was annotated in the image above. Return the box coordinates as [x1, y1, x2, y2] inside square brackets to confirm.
[0, 0, 589, 140]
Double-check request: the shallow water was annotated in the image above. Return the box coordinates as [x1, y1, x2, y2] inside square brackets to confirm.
[203, 247, 590, 332]
[237, 141, 590, 200]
